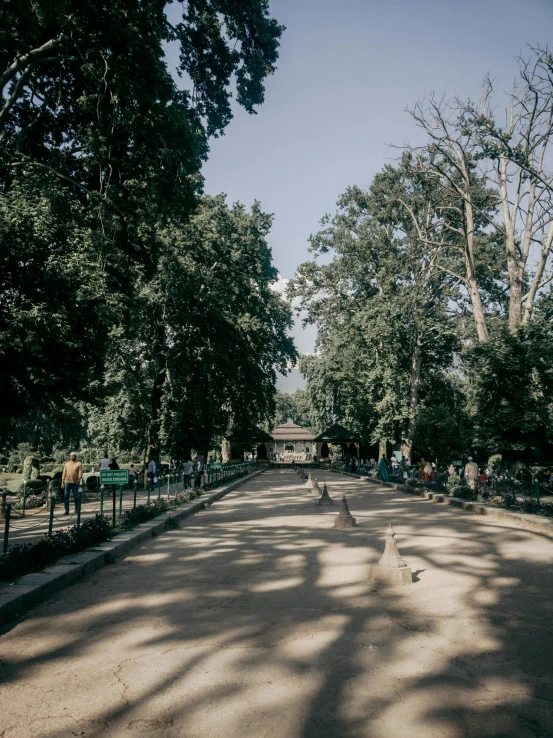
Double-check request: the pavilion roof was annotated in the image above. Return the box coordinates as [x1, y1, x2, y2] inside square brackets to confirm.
[270, 420, 315, 441]
[313, 423, 360, 442]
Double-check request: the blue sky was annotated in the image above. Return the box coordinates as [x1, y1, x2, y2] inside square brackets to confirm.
[170, 0, 553, 391]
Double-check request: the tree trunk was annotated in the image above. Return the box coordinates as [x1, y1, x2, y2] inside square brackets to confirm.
[379, 440, 387, 459]
[523, 224, 553, 324]
[222, 438, 231, 464]
[401, 331, 422, 463]
[145, 322, 166, 463]
[507, 258, 523, 331]
[464, 199, 489, 342]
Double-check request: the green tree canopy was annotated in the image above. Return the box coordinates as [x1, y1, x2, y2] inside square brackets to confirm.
[0, 0, 284, 442]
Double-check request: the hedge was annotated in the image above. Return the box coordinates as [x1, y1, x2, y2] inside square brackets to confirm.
[0, 514, 110, 582]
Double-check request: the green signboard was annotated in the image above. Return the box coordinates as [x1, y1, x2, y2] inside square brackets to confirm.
[100, 470, 129, 486]
[451, 460, 462, 466]
[394, 451, 403, 462]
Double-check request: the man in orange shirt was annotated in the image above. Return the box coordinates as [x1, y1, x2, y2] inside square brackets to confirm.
[61, 452, 83, 515]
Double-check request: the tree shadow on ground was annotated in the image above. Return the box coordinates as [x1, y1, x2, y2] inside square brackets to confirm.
[0, 469, 552, 738]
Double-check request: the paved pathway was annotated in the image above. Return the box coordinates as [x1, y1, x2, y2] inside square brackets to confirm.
[1, 469, 552, 738]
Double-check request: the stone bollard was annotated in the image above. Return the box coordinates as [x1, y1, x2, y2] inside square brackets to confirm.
[368, 522, 412, 586]
[318, 482, 334, 506]
[334, 495, 356, 528]
[312, 478, 321, 495]
[306, 473, 312, 487]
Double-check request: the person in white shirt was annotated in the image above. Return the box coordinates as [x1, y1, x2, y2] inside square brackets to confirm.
[147, 457, 157, 492]
[182, 459, 193, 489]
[100, 453, 109, 471]
[464, 456, 479, 489]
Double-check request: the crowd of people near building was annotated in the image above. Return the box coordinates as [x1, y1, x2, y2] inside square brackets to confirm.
[349, 453, 553, 492]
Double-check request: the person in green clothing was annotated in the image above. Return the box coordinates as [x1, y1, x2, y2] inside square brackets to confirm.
[379, 455, 389, 482]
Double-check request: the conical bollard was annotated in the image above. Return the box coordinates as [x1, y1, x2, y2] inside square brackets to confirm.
[306, 473, 312, 487]
[334, 495, 356, 528]
[369, 522, 412, 586]
[318, 482, 334, 506]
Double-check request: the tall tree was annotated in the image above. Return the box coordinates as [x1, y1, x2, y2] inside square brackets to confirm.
[0, 0, 284, 442]
[290, 160, 457, 460]
[406, 97, 499, 342]
[91, 195, 296, 461]
[460, 49, 553, 328]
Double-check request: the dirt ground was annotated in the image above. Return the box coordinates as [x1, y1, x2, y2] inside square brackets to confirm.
[0, 468, 552, 738]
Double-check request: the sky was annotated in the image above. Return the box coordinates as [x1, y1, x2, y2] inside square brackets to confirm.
[171, 0, 553, 392]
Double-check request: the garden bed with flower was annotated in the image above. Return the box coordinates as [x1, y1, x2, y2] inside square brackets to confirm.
[0, 514, 110, 583]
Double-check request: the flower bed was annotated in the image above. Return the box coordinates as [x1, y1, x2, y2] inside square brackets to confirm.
[120, 490, 200, 528]
[0, 514, 110, 583]
[13, 493, 46, 510]
[478, 489, 553, 517]
[403, 479, 553, 519]
[405, 476, 449, 494]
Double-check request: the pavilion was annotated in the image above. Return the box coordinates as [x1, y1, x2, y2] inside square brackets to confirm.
[313, 423, 360, 461]
[251, 425, 273, 462]
[270, 420, 315, 461]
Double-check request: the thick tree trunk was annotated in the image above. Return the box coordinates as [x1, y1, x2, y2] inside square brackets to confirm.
[507, 258, 523, 331]
[464, 201, 489, 342]
[401, 332, 422, 463]
[222, 438, 231, 464]
[466, 262, 489, 342]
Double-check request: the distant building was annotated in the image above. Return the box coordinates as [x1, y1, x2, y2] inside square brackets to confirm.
[270, 420, 315, 460]
[313, 423, 360, 460]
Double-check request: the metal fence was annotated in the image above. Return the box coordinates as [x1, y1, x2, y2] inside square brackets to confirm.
[1, 461, 257, 554]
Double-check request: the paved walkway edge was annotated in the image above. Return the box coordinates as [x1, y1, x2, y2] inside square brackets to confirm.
[364, 477, 553, 536]
[0, 468, 266, 626]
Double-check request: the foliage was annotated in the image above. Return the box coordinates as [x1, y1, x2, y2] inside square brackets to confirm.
[87, 195, 296, 460]
[14, 493, 45, 509]
[468, 321, 553, 460]
[0, 0, 284, 447]
[411, 374, 472, 461]
[19, 478, 46, 494]
[273, 390, 317, 432]
[0, 514, 110, 582]
[120, 500, 169, 527]
[289, 158, 458, 454]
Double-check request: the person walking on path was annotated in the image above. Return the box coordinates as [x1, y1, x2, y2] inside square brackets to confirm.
[465, 456, 479, 489]
[379, 455, 389, 482]
[100, 453, 109, 471]
[128, 464, 136, 489]
[147, 456, 157, 493]
[61, 452, 82, 515]
[194, 458, 204, 489]
[423, 461, 434, 481]
[182, 459, 193, 489]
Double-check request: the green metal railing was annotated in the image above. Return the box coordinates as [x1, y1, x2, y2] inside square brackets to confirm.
[2, 462, 259, 555]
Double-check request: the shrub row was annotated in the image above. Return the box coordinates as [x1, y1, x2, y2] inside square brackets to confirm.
[0, 514, 110, 582]
[120, 490, 201, 528]
[480, 491, 553, 517]
[404, 479, 553, 518]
